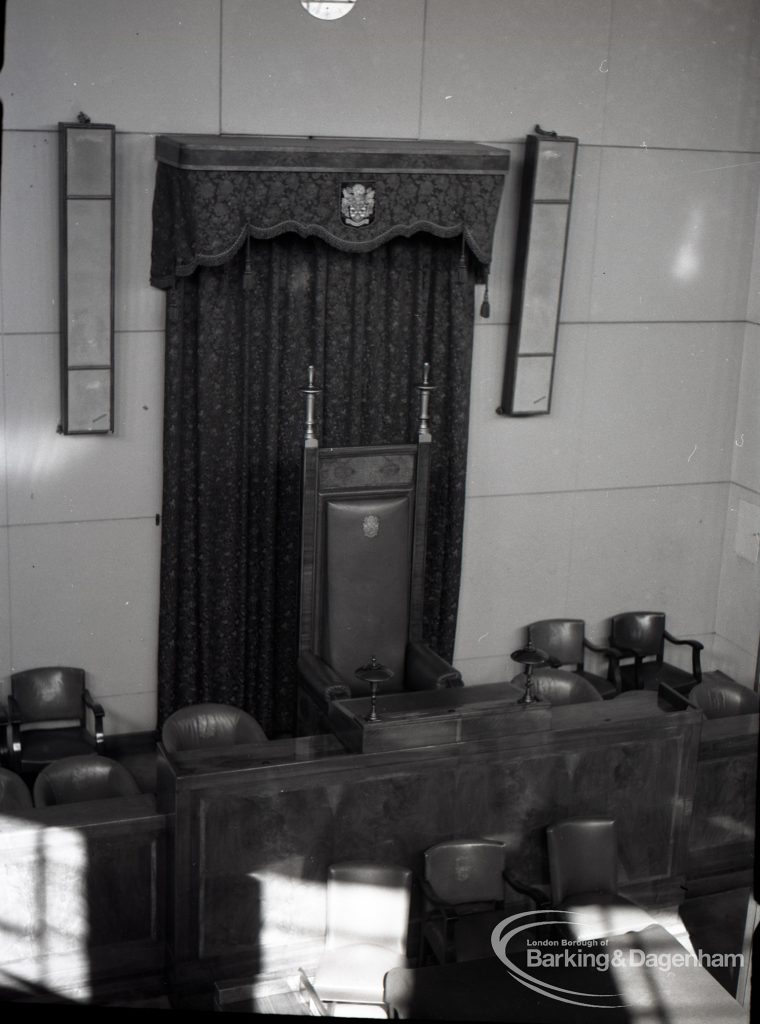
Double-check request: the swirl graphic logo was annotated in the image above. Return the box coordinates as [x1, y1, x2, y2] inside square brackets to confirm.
[491, 910, 630, 1010]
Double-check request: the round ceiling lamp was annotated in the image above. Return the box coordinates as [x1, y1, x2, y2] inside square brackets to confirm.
[301, 2, 357, 20]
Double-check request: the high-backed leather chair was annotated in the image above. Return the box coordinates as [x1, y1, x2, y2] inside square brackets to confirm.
[508, 668, 603, 705]
[0, 766, 33, 812]
[608, 612, 702, 694]
[296, 366, 463, 734]
[33, 754, 139, 808]
[299, 862, 412, 1016]
[689, 676, 760, 719]
[527, 619, 620, 699]
[8, 666, 105, 775]
[546, 818, 657, 941]
[161, 702, 267, 753]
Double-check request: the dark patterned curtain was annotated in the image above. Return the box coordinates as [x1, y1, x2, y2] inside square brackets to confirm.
[158, 232, 477, 736]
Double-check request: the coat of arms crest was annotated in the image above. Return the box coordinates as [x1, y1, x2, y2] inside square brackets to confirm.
[341, 182, 375, 228]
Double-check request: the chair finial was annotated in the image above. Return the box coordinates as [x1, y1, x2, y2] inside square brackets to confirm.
[301, 365, 322, 447]
[416, 362, 435, 442]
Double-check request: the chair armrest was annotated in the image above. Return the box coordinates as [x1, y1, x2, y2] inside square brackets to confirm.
[297, 651, 352, 704]
[6, 695, 22, 772]
[83, 689, 106, 747]
[584, 639, 626, 692]
[418, 878, 462, 963]
[663, 632, 703, 681]
[405, 642, 463, 691]
[503, 871, 553, 909]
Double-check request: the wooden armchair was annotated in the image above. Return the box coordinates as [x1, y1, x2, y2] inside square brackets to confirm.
[608, 612, 703, 695]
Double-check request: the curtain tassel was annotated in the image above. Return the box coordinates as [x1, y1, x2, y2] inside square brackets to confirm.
[459, 234, 468, 283]
[480, 273, 491, 319]
[242, 229, 253, 291]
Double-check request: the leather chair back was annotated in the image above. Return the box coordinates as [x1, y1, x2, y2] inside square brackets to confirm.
[529, 620, 584, 666]
[0, 766, 33, 812]
[610, 612, 665, 659]
[424, 839, 505, 905]
[11, 666, 85, 723]
[161, 702, 267, 753]
[547, 818, 618, 905]
[320, 495, 412, 686]
[33, 755, 140, 807]
[690, 679, 759, 719]
[325, 862, 412, 954]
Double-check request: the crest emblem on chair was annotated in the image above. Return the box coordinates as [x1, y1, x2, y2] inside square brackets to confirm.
[362, 514, 380, 538]
[341, 182, 375, 227]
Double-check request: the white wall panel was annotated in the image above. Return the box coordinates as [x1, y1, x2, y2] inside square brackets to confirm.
[577, 322, 743, 490]
[591, 148, 760, 323]
[0, 132, 58, 335]
[8, 518, 160, 708]
[732, 325, 760, 494]
[0, 530, 10, 697]
[466, 323, 586, 497]
[221, 0, 425, 137]
[115, 134, 166, 334]
[604, 0, 760, 152]
[420, 0, 611, 143]
[565, 482, 727, 641]
[2, 0, 221, 133]
[4, 332, 164, 525]
[455, 491, 576, 662]
[716, 484, 760, 681]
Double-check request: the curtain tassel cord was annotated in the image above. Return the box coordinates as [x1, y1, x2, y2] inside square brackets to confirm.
[243, 229, 254, 291]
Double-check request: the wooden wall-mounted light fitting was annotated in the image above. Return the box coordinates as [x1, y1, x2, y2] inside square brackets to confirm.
[498, 126, 578, 417]
[58, 114, 115, 434]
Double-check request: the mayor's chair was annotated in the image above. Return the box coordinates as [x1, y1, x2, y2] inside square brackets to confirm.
[527, 619, 620, 699]
[296, 366, 463, 735]
[608, 612, 703, 694]
[299, 862, 413, 1017]
[161, 702, 268, 753]
[7, 666, 105, 777]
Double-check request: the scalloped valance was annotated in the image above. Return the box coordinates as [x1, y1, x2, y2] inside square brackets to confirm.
[150, 135, 510, 289]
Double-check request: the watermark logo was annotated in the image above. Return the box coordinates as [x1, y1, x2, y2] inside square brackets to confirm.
[490, 910, 743, 1010]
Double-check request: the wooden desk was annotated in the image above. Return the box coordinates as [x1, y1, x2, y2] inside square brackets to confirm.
[328, 683, 550, 752]
[157, 696, 702, 995]
[0, 794, 166, 998]
[384, 924, 748, 1023]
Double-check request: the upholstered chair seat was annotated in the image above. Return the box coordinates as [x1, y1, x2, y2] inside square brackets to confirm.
[508, 668, 603, 706]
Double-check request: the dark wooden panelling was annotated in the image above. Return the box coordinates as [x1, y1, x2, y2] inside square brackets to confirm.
[159, 701, 703, 992]
[0, 795, 166, 998]
[687, 713, 758, 883]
